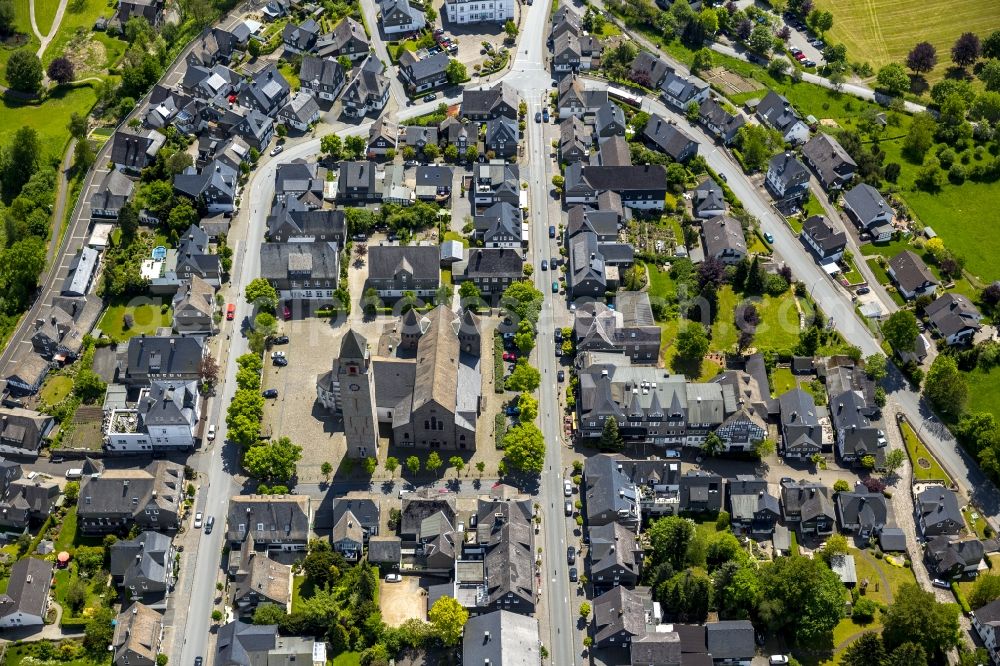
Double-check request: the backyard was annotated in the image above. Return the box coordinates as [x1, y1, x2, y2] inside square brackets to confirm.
[966, 365, 1000, 423]
[40, 374, 74, 405]
[2, 642, 110, 666]
[98, 300, 173, 341]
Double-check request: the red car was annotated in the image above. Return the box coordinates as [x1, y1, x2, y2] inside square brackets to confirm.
[794, 52, 807, 61]
[283, 304, 292, 321]
[226, 303, 236, 320]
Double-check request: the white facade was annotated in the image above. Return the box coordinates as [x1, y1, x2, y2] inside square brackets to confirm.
[0, 608, 46, 628]
[445, 0, 514, 23]
[279, 287, 337, 301]
[103, 383, 201, 453]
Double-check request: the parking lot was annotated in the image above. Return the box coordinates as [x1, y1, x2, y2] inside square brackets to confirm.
[379, 574, 429, 626]
[432, 0, 520, 72]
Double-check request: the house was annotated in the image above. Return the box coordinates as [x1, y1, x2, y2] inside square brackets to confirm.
[440, 116, 480, 152]
[173, 160, 238, 214]
[836, 486, 888, 537]
[282, 18, 319, 53]
[110, 129, 166, 174]
[216, 621, 324, 665]
[463, 248, 523, 298]
[77, 462, 184, 534]
[415, 165, 453, 200]
[593, 135, 631, 167]
[472, 161, 520, 206]
[594, 103, 626, 139]
[567, 232, 610, 297]
[403, 125, 440, 152]
[589, 522, 643, 588]
[925, 293, 982, 346]
[680, 470, 724, 513]
[224, 107, 275, 152]
[629, 51, 672, 88]
[557, 75, 608, 119]
[315, 17, 369, 61]
[631, 630, 687, 666]
[172, 276, 215, 336]
[398, 50, 450, 93]
[112, 0, 163, 29]
[472, 201, 521, 248]
[842, 183, 894, 242]
[780, 479, 835, 535]
[332, 498, 379, 539]
[331, 510, 365, 560]
[5, 354, 54, 396]
[706, 620, 755, 666]
[259, 242, 341, 301]
[485, 117, 518, 159]
[365, 118, 396, 158]
[800, 215, 847, 263]
[879, 527, 908, 553]
[553, 32, 582, 72]
[0, 474, 59, 529]
[379, 0, 425, 34]
[592, 586, 652, 648]
[830, 390, 885, 467]
[573, 293, 661, 363]
[460, 83, 519, 121]
[261, 0, 291, 20]
[145, 86, 192, 129]
[927, 536, 984, 579]
[91, 169, 135, 218]
[643, 115, 698, 162]
[240, 64, 291, 117]
[180, 63, 240, 101]
[337, 160, 380, 202]
[174, 225, 223, 285]
[186, 28, 242, 67]
[801, 133, 857, 191]
[974, 598, 1000, 666]
[446, 0, 514, 23]
[693, 179, 726, 219]
[563, 163, 668, 209]
[367, 536, 401, 568]
[367, 245, 441, 298]
[727, 476, 779, 535]
[231, 547, 293, 616]
[226, 495, 312, 551]
[110, 531, 174, 599]
[701, 215, 746, 265]
[29, 296, 102, 363]
[660, 72, 709, 111]
[342, 56, 390, 116]
[566, 204, 621, 244]
[887, 250, 938, 300]
[299, 56, 346, 101]
[583, 454, 642, 528]
[778, 389, 823, 458]
[463, 611, 539, 666]
[0, 557, 53, 627]
[560, 116, 590, 163]
[765, 152, 810, 204]
[278, 91, 321, 131]
[112, 603, 163, 666]
[122, 335, 202, 388]
[917, 487, 964, 537]
[275, 160, 327, 205]
[698, 98, 745, 145]
[755, 91, 810, 144]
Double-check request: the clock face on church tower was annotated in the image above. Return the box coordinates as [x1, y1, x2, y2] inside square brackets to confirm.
[349, 383, 361, 392]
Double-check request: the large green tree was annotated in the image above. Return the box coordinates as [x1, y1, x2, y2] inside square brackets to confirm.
[2, 126, 41, 199]
[882, 310, 919, 355]
[599, 416, 623, 451]
[882, 583, 960, 658]
[758, 556, 844, 640]
[502, 423, 545, 474]
[506, 360, 541, 392]
[970, 573, 1000, 609]
[647, 516, 696, 570]
[6, 49, 42, 93]
[245, 277, 279, 312]
[676, 323, 710, 365]
[243, 436, 302, 481]
[923, 354, 968, 419]
[428, 596, 468, 646]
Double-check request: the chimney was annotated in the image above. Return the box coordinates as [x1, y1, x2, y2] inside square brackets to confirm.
[484, 631, 491, 642]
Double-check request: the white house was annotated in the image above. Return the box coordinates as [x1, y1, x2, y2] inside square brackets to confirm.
[379, 0, 425, 35]
[103, 380, 201, 453]
[0, 558, 53, 628]
[972, 598, 1000, 665]
[445, 0, 514, 23]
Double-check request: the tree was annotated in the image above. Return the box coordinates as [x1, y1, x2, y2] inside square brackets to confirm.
[972, 91, 1000, 122]
[879, 449, 905, 479]
[518, 392, 538, 422]
[877, 63, 910, 96]
[864, 353, 888, 381]
[714, 562, 762, 620]
[882, 583, 960, 658]
[6, 49, 42, 93]
[907, 42, 938, 73]
[345, 134, 366, 159]
[767, 57, 790, 79]
[647, 516, 696, 570]
[691, 48, 713, 75]
[446, 59, 467, 85]
[458, 280, 481, 303]
[65, 577, 87, 612]
[423, 143, 439, 160]
[758, 556, 844, 640]
[247, 39, 261, 57]
[429, 596, 468, 646]
[807, 8, 833, 32]
[833, 479, 851, 493]
[504, 19, 518, 39]
[74, 369, 106, 403]
[426, 451, 443, 477]
[449, 456, 464, 476]
[245, 277, 279, 312]
[599, 416, 623, 452]
[84, 607, 116, 651]
[883, 310, 919, 355]
[67, 112, 88, 140]
[841, 633, 888, 666]
[904, 112, 936, 161]
[661, 569, 712, 622]
[2, 125, 40, 198]
[970, 574, 1000, 609]
[819, 533, 849, 563]
[701, 432, 726, 457]
[502, 423, 546, 474]
[364, 456, 377, 475]
[47, 57, 75, 84]
[0, 236, 45, 309]
[0, 0, 13, 35]
[253, 604, 287, 625]
[676, 323, 710, 365]
[406, 455, 420, 475]
[167, 198, 199, 237]
[753, 438, 776, 458]
[64, 480, 79, 503]
[242, 436, 303, 481]
[507, 361, 541, 392]
[951, 32, 981, 68]
[465, 145, 479, 163]
[746, 24, 773, 56]
[320, 461, 333, 481]
[923, 354, 968, 419]
[337, 55, 352, 72]
[579, 601, 591, 618]
[321, 134, 343, 159]
[476, 461, 486, 476]
[514, 318, 535, 355]
[385, 456, 399, 477]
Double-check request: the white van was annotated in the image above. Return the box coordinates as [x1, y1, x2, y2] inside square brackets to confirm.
[65, 468, 83, 479]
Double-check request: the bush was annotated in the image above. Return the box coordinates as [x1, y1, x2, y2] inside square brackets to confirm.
[952, 582, 972, 613]
[852, 597, 878, 623]
[715, 511, 730, 530]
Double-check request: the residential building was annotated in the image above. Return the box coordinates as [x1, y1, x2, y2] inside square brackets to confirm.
[800, 215, 847, 263]
[367, 245, 441, 298]
[593, 586, 653, 648]
[0, 557, 53, 627]
[557, 75, 608, 119]
[916, 487, 964, 537]
[462, 611, 539, 666]
[727, 476, 779, 535]
[573, 294, 661, 363]
[266, 201, 345, 244]
[835, 486, 888, 537]
[238, 63, 291, 117]
[589, 522, 643, 588]
[693, 178, 726, 219]
[563, 163, 668, 209]
[472, 161, 519, 206]
[341, 55, 390, 115]
[887, 250, 938, 300]
[629, 51, 672, 88]
[282, 18, 319, 53]
[110, 531, 174, 599]
[560, 115, 590, 163]
[398, 50, 450, 93]
[368, 536, 402, 568]
[103, 379, 201, 453]
[701, 215, 747, 265]
[765, 152, 810, 204]
[331, 510, 365, 560]
[660, 72, 710, 111]
[698, 98, 745, 145]
[77, 462, 184, 534]
[631, 630, 685, 666]
[643, 115, 698, 162]
[460, 83, 519, 120]
[112, 603, 163, 666]
[61, 247, 99, 298]
[842, 183, 893, 242]
[446, 0, 514, 23]
[473, 201, 522, 248]
[440, 116, 480, 151]
[780, 479, 835, 535]
[830, 390, 885, 467]
[926, 536, 984, 579]
[316, 17, 368, 61]
[485, 117, 518, 159]
[278, 91, 321, 131]
[110, 128, 166, 174]
[337, 160, 380, 202]
[216, 621, 325, 666]
[778, 388, 824, 458]
[680, 470, 724, 513]
[174, 160, 238, 214]
[414, 165, 452, 200]
[706, 621, 755, 666]
[172, 276, 215, 335]
[29, 295, 102, 363]
[755, 91, 810, 144]
[583, 454, 681, 527]
[566, 203, 621, 244]
[332, 497, 379, 539]
[231, 546, 293, 616]
[0, 407, 55, 456]
[91, 169, 135, 218]
[112, 0, 163, 28]
[402, 125, 439, 151]
[123, 335, 204, 387]
[379, 0, 425, 34]
[593, 135, 631, 167]
[925, 293, 982, 346]
[463, 248, 524, 297]
[225, 495, 312, 550]
[801, 133, 857, 191]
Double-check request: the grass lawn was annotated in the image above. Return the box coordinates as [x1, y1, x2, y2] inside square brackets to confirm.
[54, 506, 81, 552]
[35, 0, 60, 36]
[710, 286, 740, 352]
[900, 421, 951, 483]
[966, 365, 1000, 423]
[441, 268, 452, 286]
[747, 231, 769, 255]
[645, 262, 675, 303]
[41, 374, 74, 404]
[841, 255, 863, 286]
[859, 237, 912, 259]
[709, 286, 801, 354]
[785, 215, 804, 234]
[963, 506, 990, 540]
[0, 83, 98, 161]
[771, 367, 796, 396]
[98, 300, 173, 341]
[43, 0, 120, 67]
[291, 575, 313, 614]
[442, 230, 469, 247]
[3, 643, 110, 666]
[331, 653, 363, 666]
[803, 195, 825, 219]
[812, 0, 1000, 85]
[865, 258, 905, 306]
[279, 60, 301, 91]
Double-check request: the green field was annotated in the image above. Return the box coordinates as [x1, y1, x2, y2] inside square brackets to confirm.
[966, 365, 1000, 423]
[0, 83, 98, 160]
[3, 643, 110, 666]
[35, 0, 60, 36]
[813, 0, 1000, 83]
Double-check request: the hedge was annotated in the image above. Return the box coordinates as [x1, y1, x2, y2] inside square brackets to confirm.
[951, 581, 971, 613]
[493, 332, 505, 394]
[494, 413, 507, 450]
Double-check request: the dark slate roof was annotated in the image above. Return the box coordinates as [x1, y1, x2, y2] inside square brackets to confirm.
[565, 163, 668, 192]
[702, 215, 746, 257]
[879, 527, 907, 552]
[756, 91, 803, 133]
[779, 388, 821, 450]
[367, 536, 401, 563]
[693, 178, 725, 217]
[699, 98, 745, 135]
[928, 535, 984, 573]
[594, 585, 651, 643]
[679, 470, 724, 511]
[225, 495, 311, 544]
[705, 620, 755, 660]
[842, 183, 890, 224]
[801, 133, 856, 186]
[460, 83, 519, 119]
[631, 632, 687, 666]
[465, 248, 523, 279]
[780, 479, 834, 523]
[332, 498, 379, 528]
[126, 335, 204, 378]
[802, 215, 847, 253]
[643, 115, 697, 160]
[401, 50, 450, 82]
[368, 245, 440, 281]
[917, 487, 963, 531]
[767, 152, 809, 188]
[836, 489, 888, 528]
[299, 55, 345, 89]
[216, 620, 278, 665]
[925, 293, 981, 338]
[474, 201, 521, 239]
[584, 454, 640, 523]
[259, 242, 340, 282]
[660, 71, 709, 105]
[728, 476, 779, 521]
[415, 165, 453, 190]
[629, 50, 672, 87]
[888, 250, 938, 294]
[342, 55, 390, 106]
[0, 557, 53, 620]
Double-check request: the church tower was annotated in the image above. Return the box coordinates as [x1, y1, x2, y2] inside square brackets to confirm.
[336, 329, 379, 459]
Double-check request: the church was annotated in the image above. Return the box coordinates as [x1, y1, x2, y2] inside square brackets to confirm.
[317, 305, 483, 456]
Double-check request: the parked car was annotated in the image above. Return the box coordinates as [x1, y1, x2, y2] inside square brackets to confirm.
[552, 280, 559, 293]
[565, 501, 573, 516]
[194, 512, 203, 529]
[205, 516, 215, 534]
[269, 144, 283, 157]
[535, 111, 542, 122]
[424, 93, 437, 102]
[763, 232, 774, 243]
[262, 389, 279, 399]
[549, 225, 556, 238]
[790, 47, 802, 55]
[932, 578, 950, 589]
[569, 567, 578, 582]
[794, 52, 807, 60]
[567, 546, 576, 564]
[273, 356, 288, 367]
[272, 335, 289, 344]
[542, 108, 549, 122]
[207, 425, 217, 441]
[226, 303, 236, 320]
[271, 351, 286, 359]
[803, 59, 816, 67]
[810, 39, 824, 47]
[856, 286, 871, 295]
[769, 656, 789, 666]
[557, 370, 565, 382]
[385, 574, 403, 583]
[564, 480, 573, 496]
[283, 304, 292, 321]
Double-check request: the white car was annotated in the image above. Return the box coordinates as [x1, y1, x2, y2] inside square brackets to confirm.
[564, 480, 573, 497]
[270, 144, 284, 156]
[207, 425, 216, 441]
[769, 656, 789, 666]
[194, 512, 203, 529]
[385, 574, 403, 583]
[271, 351, 286, 359]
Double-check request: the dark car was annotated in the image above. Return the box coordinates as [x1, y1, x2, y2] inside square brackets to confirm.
[549, 225, 556, 238]
[272, 335, 289, 344]
[856, 286, 871, 295]
[542, 108, 549, 121]
[535, 111, 542, 122]
[262, 389, 279, 399]
[567, 546, 576, 564]
[558, 370, 565, 382]
[195, 659, 203, 666]
[569, 567, 578, 582]
[205, 516, 215, 534]
[541, 260, 548, 270]
[551, 256, 559, 267]
[273, 356, 288, 367]
[424, 93, 437, 102]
